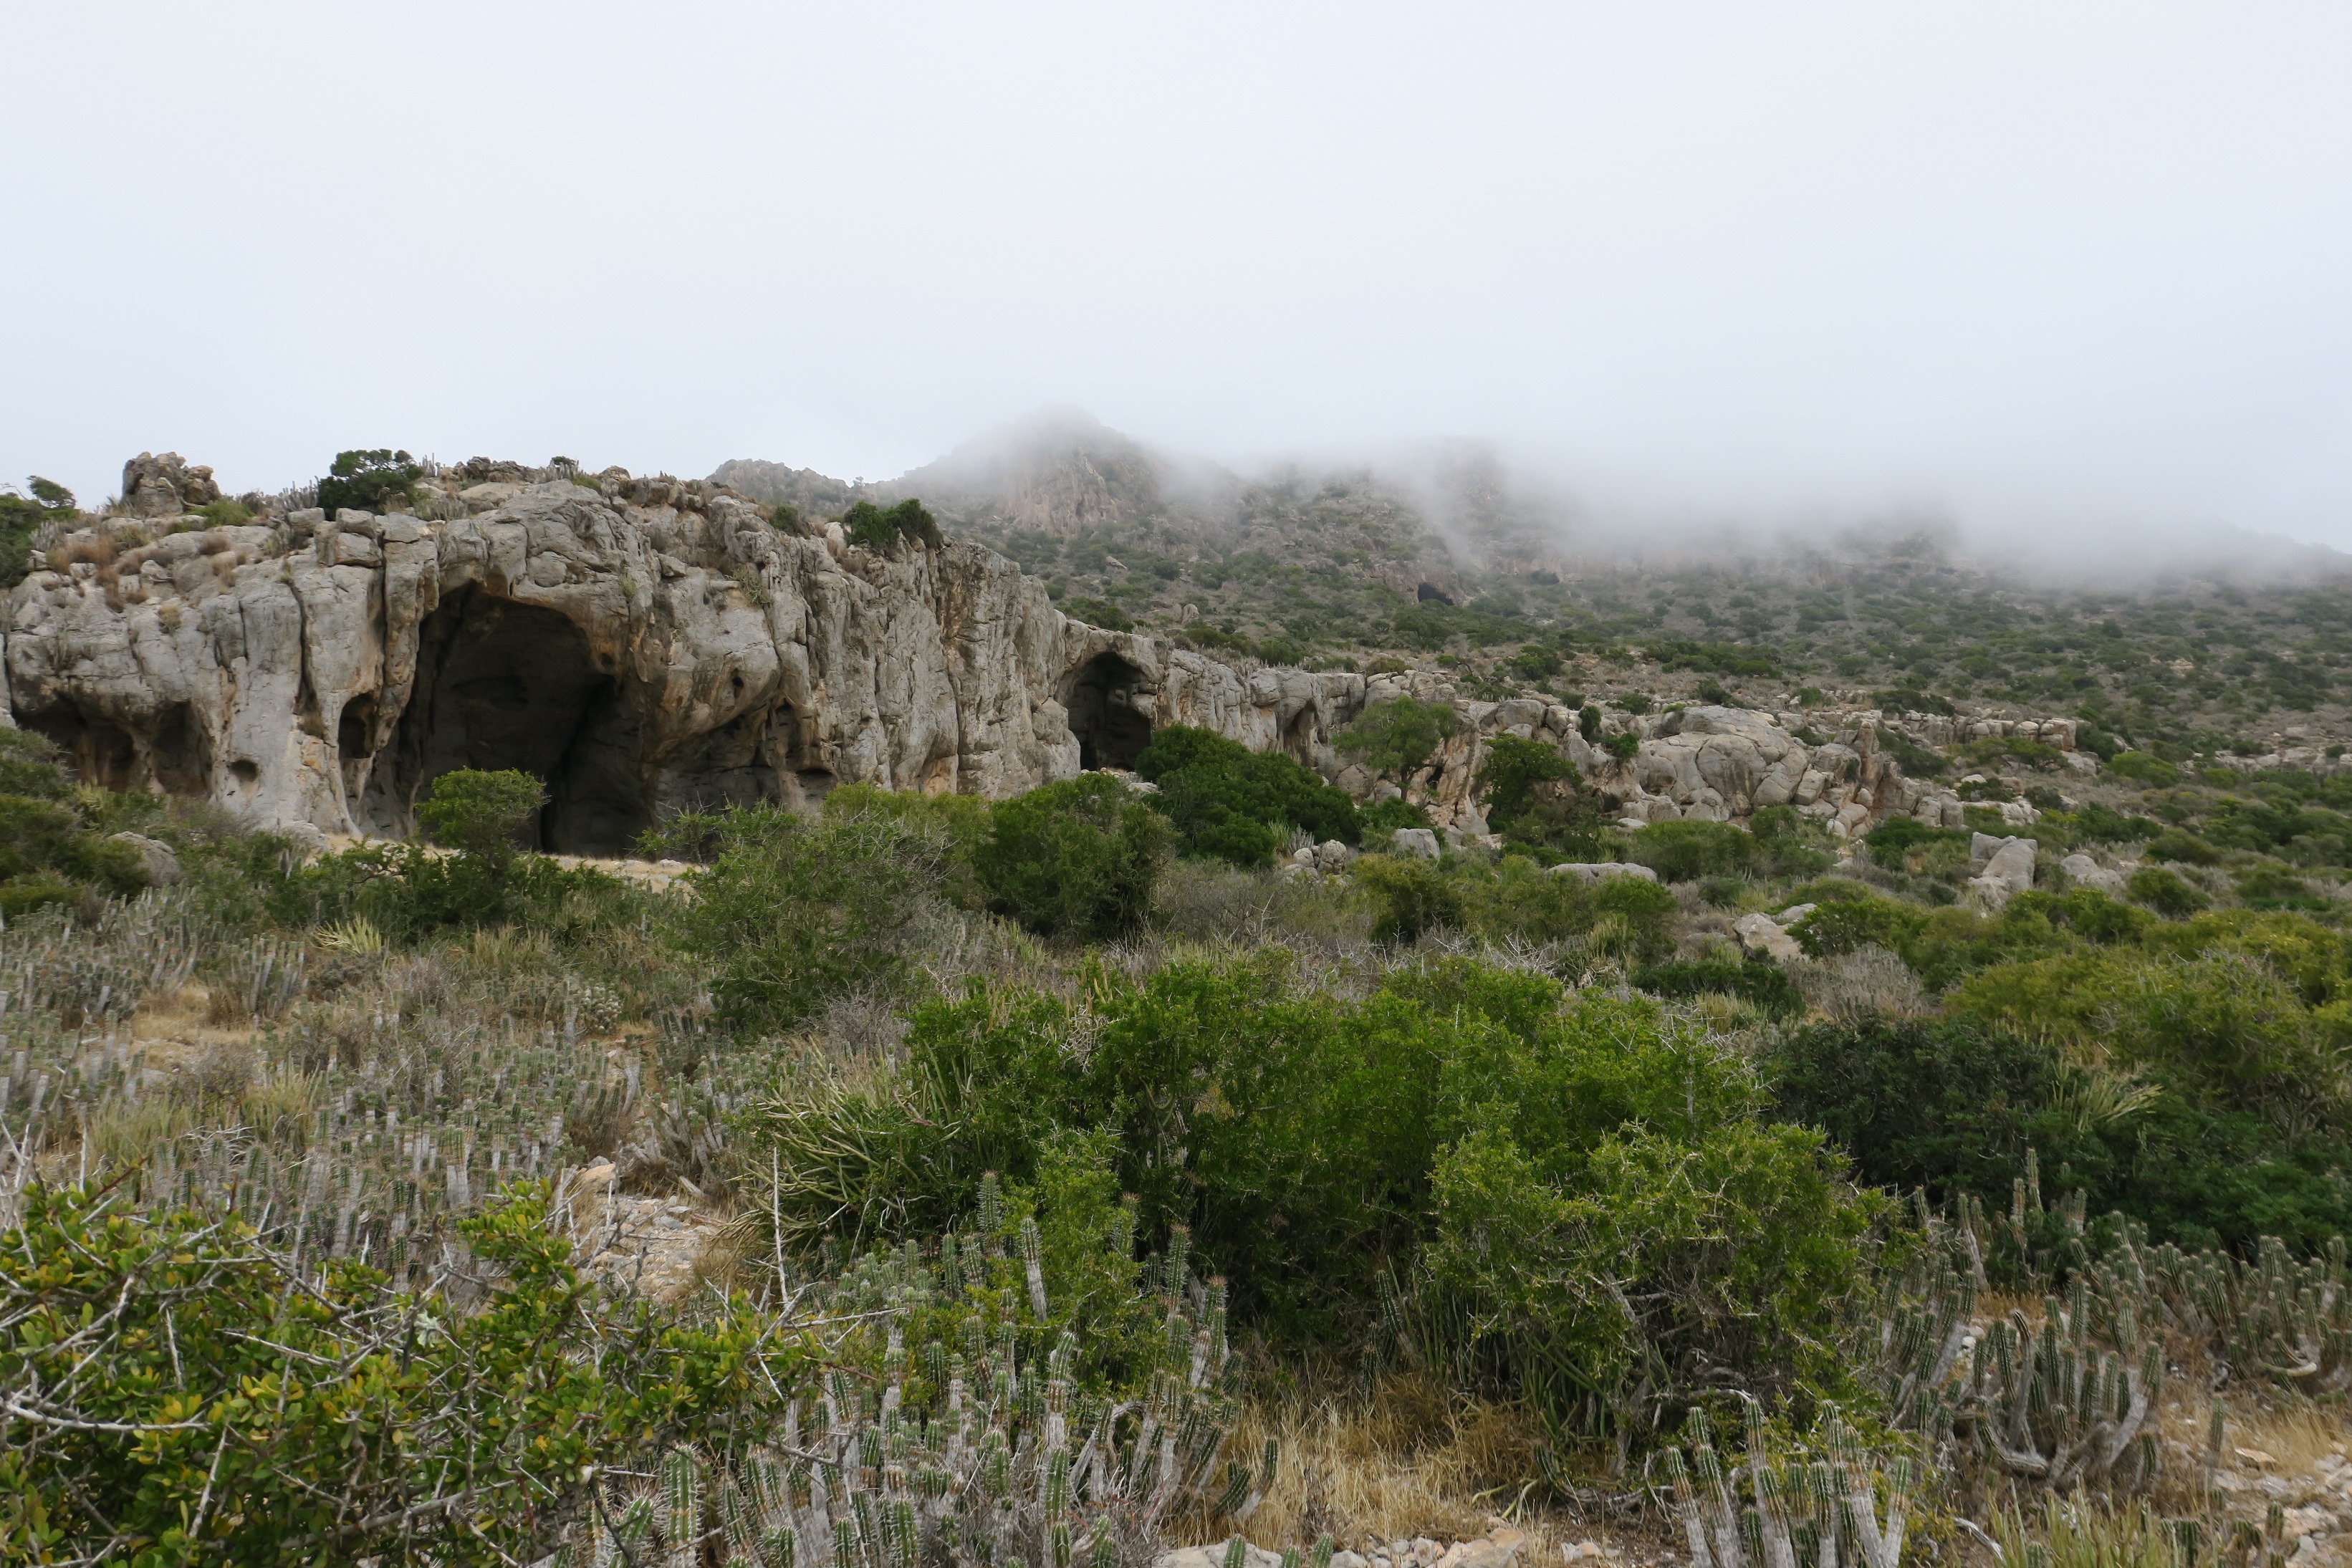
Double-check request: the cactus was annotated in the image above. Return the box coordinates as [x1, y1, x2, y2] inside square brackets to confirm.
[1656, 1400, 1914, 1568]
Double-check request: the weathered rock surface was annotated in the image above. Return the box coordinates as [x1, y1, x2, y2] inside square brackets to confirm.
[1734, 910, 1805, 962]
[2060, 852, 2130, 895]
[1550, 862, 1659, 885]
[0, 470, 1366, 852]
[1967, 834, 2040, 905]
[0, 457, 2084, 855]
[107, 832, 181, 885]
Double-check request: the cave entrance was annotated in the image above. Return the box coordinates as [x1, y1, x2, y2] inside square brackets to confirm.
[373, 587, 648, 855]
[22, 707, 138, 793]
[1065, 653, 1153, 771]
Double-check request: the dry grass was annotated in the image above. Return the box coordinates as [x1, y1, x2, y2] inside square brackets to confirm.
[1171, 1375, 1593, 1554]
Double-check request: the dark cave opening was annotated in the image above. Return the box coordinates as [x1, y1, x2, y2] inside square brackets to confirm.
[1065, 653, 1153, 771]
[375, 588, 649, 855]
[24, 707, 138, 793]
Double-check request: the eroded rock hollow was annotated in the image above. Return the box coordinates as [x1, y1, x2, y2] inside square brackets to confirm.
[2, 467, 1366, 850]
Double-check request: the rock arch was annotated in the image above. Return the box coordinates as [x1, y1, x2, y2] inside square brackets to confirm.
[359, 587, 650, 855]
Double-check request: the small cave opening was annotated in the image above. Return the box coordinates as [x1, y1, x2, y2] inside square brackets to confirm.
[1282, 706, 1321, 768]
[150, 702, 212, 797]
[1065, 653, 1153, 771]
[373, 587, 649, 855]
[23, 706, 138, 793]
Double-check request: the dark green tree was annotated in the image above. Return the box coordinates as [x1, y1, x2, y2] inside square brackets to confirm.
[316, 449, 421, 516]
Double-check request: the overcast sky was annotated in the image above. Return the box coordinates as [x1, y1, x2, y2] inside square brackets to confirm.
[6, 4, 2350, 550]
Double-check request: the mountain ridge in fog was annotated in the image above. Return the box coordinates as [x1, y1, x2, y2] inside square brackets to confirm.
[714, 410, 2352, 592]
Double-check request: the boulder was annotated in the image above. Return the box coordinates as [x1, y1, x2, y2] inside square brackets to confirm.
[2060, 852, 2128, 895]
[1312, 839, 1352, 871]
[1391, 828, 1441, 859]
[1550, 862, 1659, 885]
[119, 451, 221, 518]
[1734, 910, 1804, 962]
[1967, 836, 2038, 905]
[108, 832, 181, 885]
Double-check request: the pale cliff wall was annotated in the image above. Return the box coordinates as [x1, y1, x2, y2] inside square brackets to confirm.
[0, 460, 2082, 852]
[0, 473, 1363, 851]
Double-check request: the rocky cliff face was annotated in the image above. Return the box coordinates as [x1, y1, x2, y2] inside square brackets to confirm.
[0, 457, 2079, 854]
[0, 466, 1365, 851]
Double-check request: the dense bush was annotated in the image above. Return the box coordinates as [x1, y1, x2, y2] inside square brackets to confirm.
[0, 476, 75, 588]
[974, 773, 1170, 937]
[1625, 819, 1757, 882]
[650, 802, 954, 1029]
[743, 953, 1881, 1435]
[1770, 1013, 2352, 1253]
[315, 448, 421, 515]
[1352, 851, 1679, 958]
[1133, 724, 1359, 866]
[0, 730, 149, 915]
[1633, 956, 1805, 1019]
[0, 1183, 796, 1567]
[840, 496, 944, 552]
[1478, 734, 1613, 857]
[1333, 696, 1457, 776]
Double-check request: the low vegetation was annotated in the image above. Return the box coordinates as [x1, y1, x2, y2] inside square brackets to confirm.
[6, 701, 2352, 1567]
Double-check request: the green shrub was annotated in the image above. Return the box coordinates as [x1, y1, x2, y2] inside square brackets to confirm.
[1874, 728, 1949, 779]
[2069, 802, 2161, 843]
[1626, 819, 1756, 882]
[1605, 731, 1641, 760]
[1478, 734, 1573, 829]
[315, 448, 420, 515]
[1133, 725, 1359, 866]
[0, 733, 151, 908]
[417, 766, 543, 863]
[653, 804, 956, 1029]
[1579, 703, 1603, 741]
[1425, 1118, 1876, 1422]
[974, 774, 1170, 938]
[1767, 1019, 2084, 1207]
[0, 1181, 798, 1567]
[744, 953, 1877, 1434]
[1633, 956, 1805, 1019]
[1334, 696, 1458, 776]
[1060, 596, 1133, 631]
[839, 496, 943, 552]
[1355, 852, 1465, 943]
[0, 476, 77, 588]
[1360, 797, 1434, 834]
[2144, 828, 2222, 865]
[1863, 815, 1969, 872]
[1479, 734, 1613, 857]
[2106, 751, 2180, 788]
[1770, 1012, 2352, 1253]
[824, 781, 993, 905]
[1790, 894, 1928, 958]
[194, 497, 253, 528]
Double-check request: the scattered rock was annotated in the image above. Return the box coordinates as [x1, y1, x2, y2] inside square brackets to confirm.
[1550, 862, 1659, 885]
[2060, 852, 2128, 895]
[1966, 834, 2037, 905]
[1393, 828, 1441, 858]
[118, 451, 221, 517]
[1734, 911, 1805, 962]
[108, 832, 181, 885]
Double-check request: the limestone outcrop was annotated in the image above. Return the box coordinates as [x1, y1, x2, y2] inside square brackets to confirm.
[0, 467, 1363, 851]
[0, 456, 2086, 855]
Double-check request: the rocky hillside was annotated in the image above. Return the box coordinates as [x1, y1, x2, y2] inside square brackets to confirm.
[718, 416, 2352, 760]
